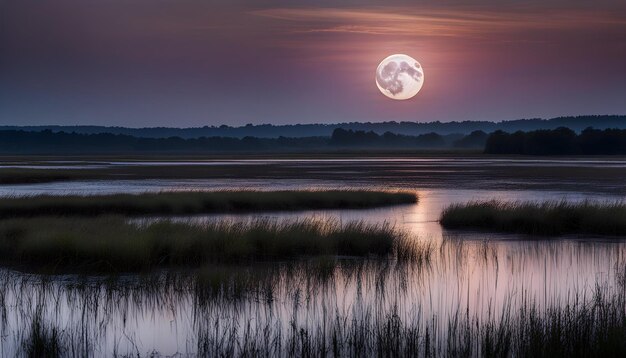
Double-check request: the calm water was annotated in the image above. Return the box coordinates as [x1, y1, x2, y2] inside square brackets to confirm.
[0, 158, 625, 356]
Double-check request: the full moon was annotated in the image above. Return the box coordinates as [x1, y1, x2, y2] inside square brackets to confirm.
[375, 54, 424, 100]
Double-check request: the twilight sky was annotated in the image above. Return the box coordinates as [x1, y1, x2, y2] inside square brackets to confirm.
[1, 0, 625, 127]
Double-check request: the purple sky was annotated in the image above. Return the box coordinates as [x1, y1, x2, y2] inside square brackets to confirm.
[1, 0, 625, 127]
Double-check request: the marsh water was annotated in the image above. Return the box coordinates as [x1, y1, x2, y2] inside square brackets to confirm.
[0, 157, 625, 356]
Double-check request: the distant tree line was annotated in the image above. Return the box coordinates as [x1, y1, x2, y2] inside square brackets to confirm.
[484, 127, 626, 155]
[1, 115, 624, 138]
[330, 129, 444, 148]
[0, 129, 486, 154]
[1, 127, 623, 154]
[452, 130, 489, 149]
[0, 130, 327, 154]
[329, 128, 488, 149]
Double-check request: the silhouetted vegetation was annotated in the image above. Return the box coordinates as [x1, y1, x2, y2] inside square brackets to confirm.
[329, 128, 446, 148]
[4, 123, 626, 154]
[453, 130, 488, 148]
[3, 115, 624, 138]
[0, 218, 417, 272]
[21, 314, 62, 358]
[440, 200, 626, 236]
[0, 130, 328, 154]
[0, 190, 417, 218]
[485, 127, 626, 155]
[194, 286, 626, 357]
[0, 129, 484, 154]
[9, 261, 626, 357]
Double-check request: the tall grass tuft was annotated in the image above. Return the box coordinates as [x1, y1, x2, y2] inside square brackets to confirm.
[0, 190, 417, 218]
[191, 283, 626, 357]
[0, 247, 624, 356]
[440, 199, 626, 236]
[21, 313, 63, 358]
[0, 217, 420, 273]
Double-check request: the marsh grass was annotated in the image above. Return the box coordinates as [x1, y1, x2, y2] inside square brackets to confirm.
[21, 312, 63, 358]
[0, 190, 417, 218]
[0, 217, 418, 272]
[1, 241, 624, 357]
[191, 272, 626, 357]
[10, 271, 626, 357]
[440, 200, 626, 236]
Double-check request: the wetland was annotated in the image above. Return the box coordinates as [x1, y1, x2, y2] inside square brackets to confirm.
[0, 155, 624, 357]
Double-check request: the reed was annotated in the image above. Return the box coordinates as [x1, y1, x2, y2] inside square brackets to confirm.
[440, 199, 626, 236]
[21, 313, 62, 358]
[11, 273, 626, 357]
[0, 217, 418, 272]
[0, 190, 417, 218]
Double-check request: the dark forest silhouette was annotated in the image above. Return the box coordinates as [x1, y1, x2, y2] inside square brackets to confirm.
[1, 126, 624, 154]
[329, 129, 448, 148]
[485, 127, 626, 155]
[0, 129, 475, 154]
[2, 115, 624, 138]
